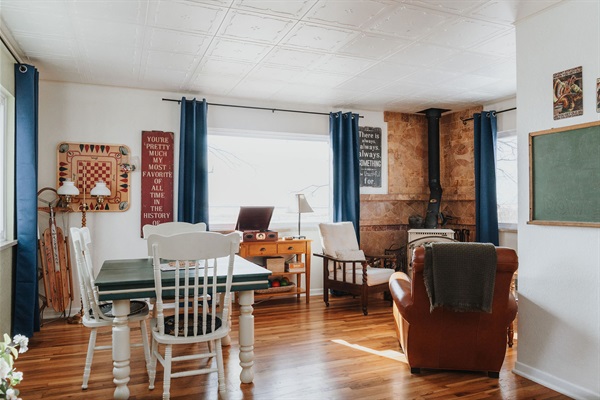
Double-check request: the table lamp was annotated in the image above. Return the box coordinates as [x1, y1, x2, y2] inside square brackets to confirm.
[290, 193, 313, 239]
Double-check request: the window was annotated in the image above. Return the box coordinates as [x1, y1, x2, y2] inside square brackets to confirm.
[496, 129, 518, 226]
[207, 129, 330, 230]
[0, 91, 6, 242]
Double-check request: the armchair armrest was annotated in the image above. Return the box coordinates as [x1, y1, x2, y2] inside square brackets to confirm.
[389, 273, 415, 321]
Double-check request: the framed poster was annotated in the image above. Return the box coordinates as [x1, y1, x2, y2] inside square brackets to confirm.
[553, 66, 583, 120]
[140, 131, 175, 235]
[359, 126, 383, 188]
[57, 142, 130, 212]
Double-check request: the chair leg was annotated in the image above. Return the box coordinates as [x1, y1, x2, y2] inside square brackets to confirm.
[139, 320, 151, 379]
[162, 344, 173, 400]
[82, 328, 97, 389]
[148, 338, 158, 390]
[507, 323, 514, 347]
[216, 339, 226, 393]
[361, 289, 368, 316]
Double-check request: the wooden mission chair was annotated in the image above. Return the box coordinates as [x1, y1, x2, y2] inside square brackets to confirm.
[314, 221, 395, 315]
[146, 231, 240, 398]
[69, 226, 151, 389]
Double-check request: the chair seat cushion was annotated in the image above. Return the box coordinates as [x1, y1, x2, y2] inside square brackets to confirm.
[328, 267, 394, 286]
[94, 300, 149, 318]
[164, 314, 222, 336]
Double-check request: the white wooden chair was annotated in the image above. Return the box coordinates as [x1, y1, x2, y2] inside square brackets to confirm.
[142, 222, 207, 238]
[147, 231, 240, 398]
[69, 226, 151, 389]
[143, 222, 211, 316]
[315, 221, 395, 315]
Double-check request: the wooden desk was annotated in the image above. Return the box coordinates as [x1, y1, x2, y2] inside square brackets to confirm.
[238, 239, 311, 303]
[95, 255, 270, 399]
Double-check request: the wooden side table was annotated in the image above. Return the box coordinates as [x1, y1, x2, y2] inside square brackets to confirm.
[238, 238, 311, 303]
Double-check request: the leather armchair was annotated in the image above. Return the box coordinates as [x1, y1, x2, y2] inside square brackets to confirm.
[389, 246, 518, 378]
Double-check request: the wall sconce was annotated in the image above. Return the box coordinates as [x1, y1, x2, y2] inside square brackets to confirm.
[289, 193, 314, 239]
[57, 179, 80, 209]
[90, 180, 111, 205]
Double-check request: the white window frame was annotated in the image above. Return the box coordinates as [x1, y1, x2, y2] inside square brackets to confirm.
[0, 86, 16, 249]
[496, 128, 518, 231]
[207, 127, 331, 232]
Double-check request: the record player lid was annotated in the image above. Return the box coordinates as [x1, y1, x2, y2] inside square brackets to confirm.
[235, 206, 274, 231]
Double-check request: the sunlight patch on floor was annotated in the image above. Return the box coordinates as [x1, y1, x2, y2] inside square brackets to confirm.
[331, 339, 407, 363]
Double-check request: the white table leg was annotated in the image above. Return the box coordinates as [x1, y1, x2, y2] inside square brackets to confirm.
[237, 290, 255, 384]
[112, 299, 131, 399]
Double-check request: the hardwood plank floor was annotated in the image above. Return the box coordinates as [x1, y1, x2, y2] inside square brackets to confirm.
[17, 295, 569, 399]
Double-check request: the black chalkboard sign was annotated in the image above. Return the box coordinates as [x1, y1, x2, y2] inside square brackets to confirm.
[529, 120, 600, 227]
[359, 126, 382, 188]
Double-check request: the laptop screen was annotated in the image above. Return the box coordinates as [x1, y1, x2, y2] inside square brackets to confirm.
[234, 206, 274, 231]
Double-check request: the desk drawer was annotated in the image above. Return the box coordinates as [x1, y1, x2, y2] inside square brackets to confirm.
[277, 242, 306, 254]
[246, 243, 278, 256]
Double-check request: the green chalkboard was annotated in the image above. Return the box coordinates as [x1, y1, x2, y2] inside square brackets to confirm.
[529, 120, 600, 227]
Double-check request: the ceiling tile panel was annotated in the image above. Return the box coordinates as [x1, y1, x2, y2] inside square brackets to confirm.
[146, 28, 212, 55]
[407, 0, 483, 15]
[304, 0, 392, 29]
[11, 35, 76, 58]
[75, 19, 142, 47]
[338, 34, 411, 60]
[281, 23, 357, 52]
[436, 51, 503, 74]
[232, 0, 318, 18]
[147, 51, 198, 72]
[385, 42, 457, 66]
[424, 18, 508, 49]
[148, 1, 227, 35]
[247, 65, 303, 83]
[191, 74, 241, 95]
[368, 4, 450, 40]
[71, 0, 146, 24]
[206, 38, 272, 62]
[470, 31, 515, 58]
[261, 47, 324, 69]
[1, 8, 73, 37]
[398, 68, 460, 87]
[312, 55, 376, 75]
[218, 10, 297, 43]
[198, 58, 255, 76]
[357, 62, 420, 81]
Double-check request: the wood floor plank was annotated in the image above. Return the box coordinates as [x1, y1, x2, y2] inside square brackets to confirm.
[16, 295, 569, 399]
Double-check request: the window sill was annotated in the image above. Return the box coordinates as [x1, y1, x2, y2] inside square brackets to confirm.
[0, 240, 17, 251]
[498, 223, 517, 232]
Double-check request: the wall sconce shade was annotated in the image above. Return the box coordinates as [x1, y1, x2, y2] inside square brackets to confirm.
[57, 179, 80, 196]
[90, 180, 111, 206]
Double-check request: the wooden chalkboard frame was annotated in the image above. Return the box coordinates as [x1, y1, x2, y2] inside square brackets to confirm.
[528, 120, 600, 227]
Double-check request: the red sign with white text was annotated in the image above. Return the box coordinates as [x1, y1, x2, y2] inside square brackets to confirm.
[141, 131, 174, 236]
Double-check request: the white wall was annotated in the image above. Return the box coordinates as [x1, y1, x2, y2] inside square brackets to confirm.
[38, 81, 387, 301]
[514, 2, 599, 398]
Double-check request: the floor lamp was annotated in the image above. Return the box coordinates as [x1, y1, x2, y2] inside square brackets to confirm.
[291, 193, 313, 239]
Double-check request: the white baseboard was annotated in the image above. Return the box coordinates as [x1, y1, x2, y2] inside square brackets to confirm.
[513, 361, 599, 400]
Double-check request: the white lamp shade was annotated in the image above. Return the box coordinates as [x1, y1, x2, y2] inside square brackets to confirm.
[90, 180, 111, 197]
[290, 193, 313, 213]
[57, 179, 80, 196]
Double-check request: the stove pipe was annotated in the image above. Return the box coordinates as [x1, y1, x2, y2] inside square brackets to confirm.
[420, 108, 446, 229]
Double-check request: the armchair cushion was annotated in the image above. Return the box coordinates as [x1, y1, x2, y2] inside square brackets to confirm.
[319, 222, 360, 257]
[327, 264, 393, 286]
[335, 249, 366, 261]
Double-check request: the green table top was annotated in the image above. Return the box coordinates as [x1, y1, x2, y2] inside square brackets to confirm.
[96, 255, 271, 301]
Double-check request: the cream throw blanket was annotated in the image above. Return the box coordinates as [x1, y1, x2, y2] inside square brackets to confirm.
[423, 242, 497, 313]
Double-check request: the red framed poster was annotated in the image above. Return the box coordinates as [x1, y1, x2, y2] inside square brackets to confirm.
[141, 131, 174, 236]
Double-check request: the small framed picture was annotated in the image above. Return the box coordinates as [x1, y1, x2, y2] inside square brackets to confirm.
[553, 66, 583, 120]
[596, 78, 600, 113]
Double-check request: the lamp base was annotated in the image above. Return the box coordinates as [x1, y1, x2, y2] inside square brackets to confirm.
[291, 235, 306, 239]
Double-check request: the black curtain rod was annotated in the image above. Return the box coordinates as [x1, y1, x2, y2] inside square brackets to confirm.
[461, 107, 516, 125]
[162, 98, 363, 118]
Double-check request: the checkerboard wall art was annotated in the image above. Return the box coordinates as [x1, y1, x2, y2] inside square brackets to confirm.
[56, 142, 131, 212]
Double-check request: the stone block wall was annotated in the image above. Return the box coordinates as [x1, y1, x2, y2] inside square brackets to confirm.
[360, 106, 482, 258]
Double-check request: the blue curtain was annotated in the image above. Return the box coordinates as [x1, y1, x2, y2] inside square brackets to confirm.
[178, 98, 209, 227]
[330, 111, 361, 241]
[13, 64, 40, 337]
[474, 111, 499, 245]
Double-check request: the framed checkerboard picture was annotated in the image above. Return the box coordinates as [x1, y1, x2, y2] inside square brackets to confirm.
[56, 142, 130, 212]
